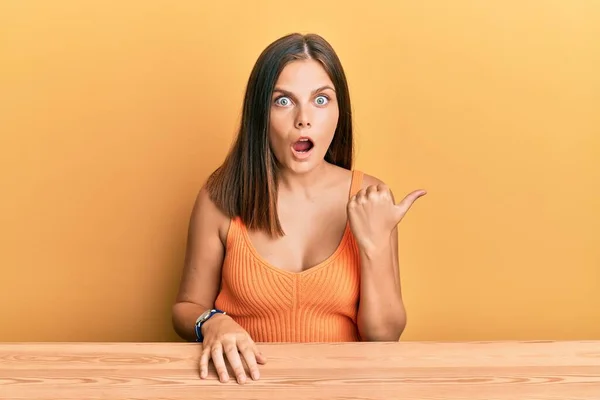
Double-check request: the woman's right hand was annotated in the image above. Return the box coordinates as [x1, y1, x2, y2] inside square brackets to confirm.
[199, 314, 267, 384]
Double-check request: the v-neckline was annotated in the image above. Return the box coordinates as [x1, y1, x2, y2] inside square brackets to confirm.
[236, 217, 352, 278]
[229, 169, 362, 278]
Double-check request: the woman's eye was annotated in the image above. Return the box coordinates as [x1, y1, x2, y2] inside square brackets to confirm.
[275, 97, 292, 107]
[315, 95, 329, 106]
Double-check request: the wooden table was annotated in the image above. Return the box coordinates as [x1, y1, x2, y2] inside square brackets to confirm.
[1, 341, 599, 399]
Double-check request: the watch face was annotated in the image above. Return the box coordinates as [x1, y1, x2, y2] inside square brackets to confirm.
[199, 309, 213, 322]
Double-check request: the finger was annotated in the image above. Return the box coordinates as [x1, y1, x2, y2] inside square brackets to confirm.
[255, 348, 267, 364]
[365, 185, 378, 198]
[223, 342, 247, 384]
[239, 344, 260, 381]
[355, 188, 367, 204]
[211, 343, 229, 383]
[376, 184, 391, 199]
[395, 189, 427, 217]
[199, 347, 211, 379]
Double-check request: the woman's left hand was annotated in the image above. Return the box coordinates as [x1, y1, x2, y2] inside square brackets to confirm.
[347, 184, 426, 254]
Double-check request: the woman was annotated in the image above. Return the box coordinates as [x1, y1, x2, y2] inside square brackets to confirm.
[172, 33, 426, 384]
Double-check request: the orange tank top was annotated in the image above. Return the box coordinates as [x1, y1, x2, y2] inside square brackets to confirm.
[214, 170, 364, 342]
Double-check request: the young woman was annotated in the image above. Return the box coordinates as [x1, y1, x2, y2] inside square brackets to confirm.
[172, 33, 426, 384]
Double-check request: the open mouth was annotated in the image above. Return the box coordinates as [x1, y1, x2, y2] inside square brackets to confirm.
[292, 138, 314, 153]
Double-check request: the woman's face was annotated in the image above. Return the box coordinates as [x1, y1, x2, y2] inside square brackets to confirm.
[268, 59, 339, 174]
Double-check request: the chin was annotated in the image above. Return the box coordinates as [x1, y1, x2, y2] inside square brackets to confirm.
[286, 158, 327, 175]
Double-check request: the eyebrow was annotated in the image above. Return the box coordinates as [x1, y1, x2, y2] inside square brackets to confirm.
[272, 85, 336, 97]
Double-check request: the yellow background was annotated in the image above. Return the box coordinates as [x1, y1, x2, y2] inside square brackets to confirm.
[1, 1, 599, 342]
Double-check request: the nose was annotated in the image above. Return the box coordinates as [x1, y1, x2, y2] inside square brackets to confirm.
[296, 120, 311, 128]
[295, 106, 312, 129]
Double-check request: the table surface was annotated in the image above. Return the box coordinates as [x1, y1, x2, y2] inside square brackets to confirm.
[1, 341, 599, 399]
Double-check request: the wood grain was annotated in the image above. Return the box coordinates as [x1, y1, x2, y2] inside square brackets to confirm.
[1, 341, 599, 399]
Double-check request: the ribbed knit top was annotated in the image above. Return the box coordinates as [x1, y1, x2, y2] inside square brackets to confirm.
[213, 170, 364, 342]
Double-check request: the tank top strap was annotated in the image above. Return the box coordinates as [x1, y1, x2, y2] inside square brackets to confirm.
[348, 170, 364, 199]
[225, 215, 241, 249]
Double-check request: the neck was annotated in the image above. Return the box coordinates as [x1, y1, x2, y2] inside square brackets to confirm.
[277, 162, 331, 197]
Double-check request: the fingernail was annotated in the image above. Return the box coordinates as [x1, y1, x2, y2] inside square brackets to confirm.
[252, 371, 260, 380]
[238, 375, 246, 384]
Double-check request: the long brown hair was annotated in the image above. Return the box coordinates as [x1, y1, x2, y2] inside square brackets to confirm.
[205, 33, 353, 237]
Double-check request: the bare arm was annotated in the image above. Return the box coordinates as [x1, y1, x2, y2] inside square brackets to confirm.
[172, 185, 229, 342]
[173, 185, 266, 385]
[354, 175, 409, 341]
[356, 223, 406, 341]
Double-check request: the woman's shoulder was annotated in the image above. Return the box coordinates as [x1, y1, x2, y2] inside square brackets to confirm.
[337, 166, 388, 189]
[328, 165, 394, 199]
[352, 169, 397, 200]
[191, 184, 232, 246]
[359, 172, 386, 187]
[327, 163, 385, 183]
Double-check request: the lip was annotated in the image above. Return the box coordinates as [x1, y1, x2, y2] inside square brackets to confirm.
[291, 136, 314, 160]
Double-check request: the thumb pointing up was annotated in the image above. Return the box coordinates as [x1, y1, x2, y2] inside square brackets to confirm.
[393, 189, 427, 223]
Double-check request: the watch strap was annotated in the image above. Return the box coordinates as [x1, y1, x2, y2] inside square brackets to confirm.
[194, 309, 226, 342]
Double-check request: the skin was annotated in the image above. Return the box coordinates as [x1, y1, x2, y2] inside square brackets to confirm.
[172, 59, 426, 385]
